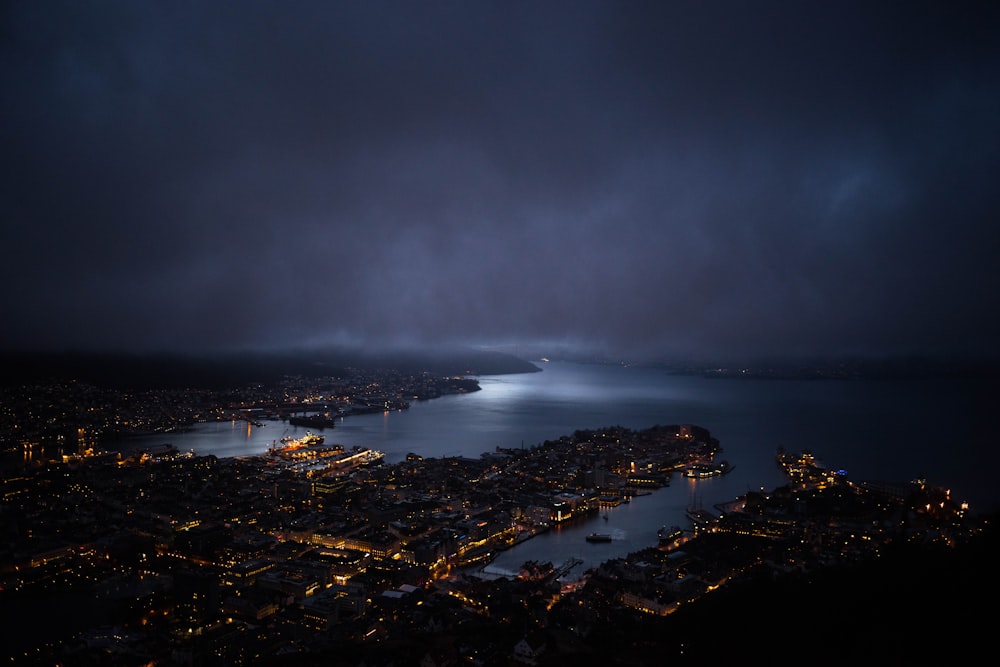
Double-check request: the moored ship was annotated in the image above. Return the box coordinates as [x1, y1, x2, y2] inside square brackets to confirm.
[682, 460, 733, 478]
[585, 533, 612, 543]
[658, 525, 684, 546]
[288, 413, 338, 429]
[279, 431, 325, 447]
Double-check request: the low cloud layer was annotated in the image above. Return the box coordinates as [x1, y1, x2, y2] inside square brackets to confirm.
[3, 1, 998, 363]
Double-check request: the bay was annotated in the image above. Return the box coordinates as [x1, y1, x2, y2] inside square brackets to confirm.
[165, 360, 1000, 574]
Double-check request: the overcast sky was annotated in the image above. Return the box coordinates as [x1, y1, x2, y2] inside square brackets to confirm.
[2, 1, 998, 364]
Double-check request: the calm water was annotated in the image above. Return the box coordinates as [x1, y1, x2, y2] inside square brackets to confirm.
[159, 360, 1000, 574]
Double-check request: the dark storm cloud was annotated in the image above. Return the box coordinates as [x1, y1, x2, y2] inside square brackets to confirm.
[2, 1, 998, 363]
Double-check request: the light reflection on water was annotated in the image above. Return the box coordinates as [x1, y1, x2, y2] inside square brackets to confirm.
[154, 359, 1000, 564]
[486, 472, 779, 577]
[487, 487, 687, 578]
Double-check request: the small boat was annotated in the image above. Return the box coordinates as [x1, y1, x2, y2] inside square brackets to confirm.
[585, 533, 612, 543]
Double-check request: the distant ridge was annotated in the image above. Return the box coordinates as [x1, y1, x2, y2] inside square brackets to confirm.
[0, 346, 542, 390]
[660, 355, 1000, 380]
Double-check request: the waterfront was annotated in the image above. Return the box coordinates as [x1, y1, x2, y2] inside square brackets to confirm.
[481, 483, 708, 579]
[160, 360, 1000, 569]
[5, 360, 996, 663]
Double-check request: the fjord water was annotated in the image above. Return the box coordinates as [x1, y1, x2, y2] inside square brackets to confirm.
[170, 360, 999, 571]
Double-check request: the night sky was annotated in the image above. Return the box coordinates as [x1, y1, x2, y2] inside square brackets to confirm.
[3, 1, 998, 364]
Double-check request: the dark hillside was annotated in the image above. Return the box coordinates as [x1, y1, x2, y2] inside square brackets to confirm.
[0, 347, 540, 390]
